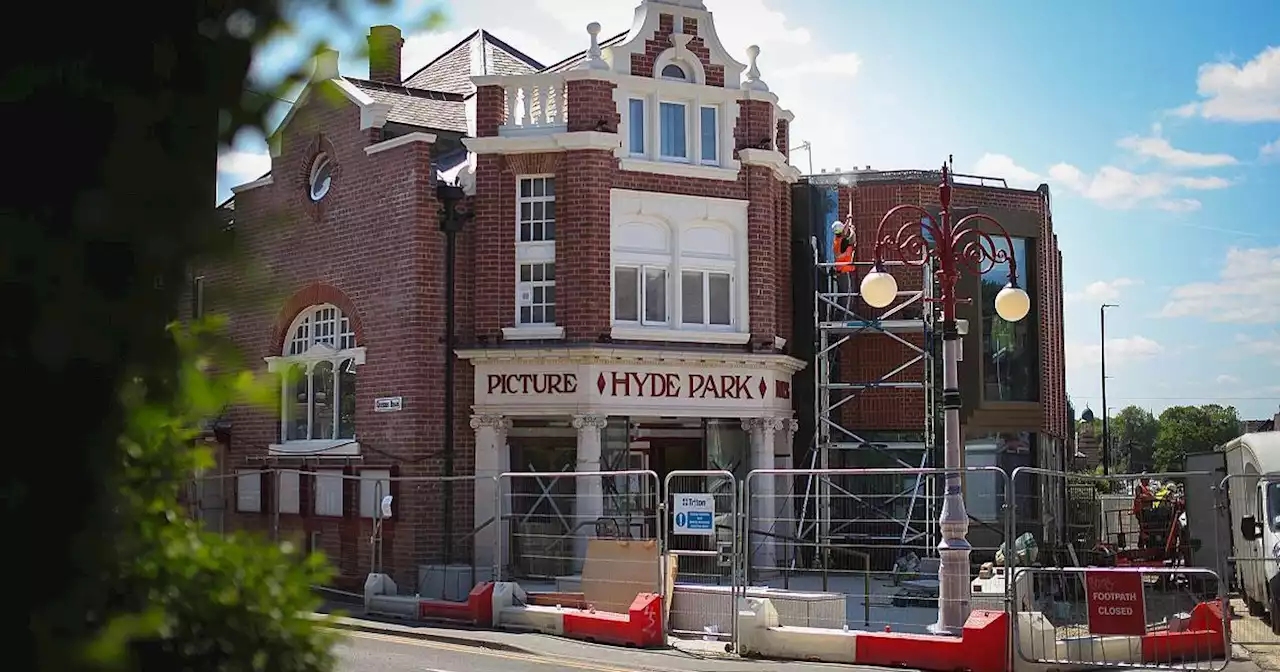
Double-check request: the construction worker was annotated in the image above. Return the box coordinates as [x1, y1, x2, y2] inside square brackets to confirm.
[830, 220, 856, 318]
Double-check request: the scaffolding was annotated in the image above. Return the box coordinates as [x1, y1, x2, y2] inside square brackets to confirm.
[792, 216, 941, 570]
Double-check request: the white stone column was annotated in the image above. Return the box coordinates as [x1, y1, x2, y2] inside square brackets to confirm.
[744, 417, 786, 575]
[773, 418, 799, 570]
[472, 414, 511, 577]
[573, 414, 609, 572]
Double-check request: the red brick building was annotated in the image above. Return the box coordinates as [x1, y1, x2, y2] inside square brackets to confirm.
[208, 0, 803, 593]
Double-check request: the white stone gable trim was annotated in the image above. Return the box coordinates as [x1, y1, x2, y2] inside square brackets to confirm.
[268, 79, 393, 159]
[230, 174, 274, 194]
[364, 131, 439, 155]
[604, 1, 747, 88]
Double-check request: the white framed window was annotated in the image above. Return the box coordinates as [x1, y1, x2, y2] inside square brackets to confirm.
[613, 265, 669, 325]
[515, 176, 557, 328]
[659, 102, 688, 160]
[628, 99, 645, 155]
[267, 304, 365, 449]
[699, 106, 719, 165]
[518, 262, 555, 325]
[680, 269, 733, 327]
[314, 470, 344, 517]
[517, 176, 555, 243]
[610, 201, 745, 341]
[359, 469, 393, 519]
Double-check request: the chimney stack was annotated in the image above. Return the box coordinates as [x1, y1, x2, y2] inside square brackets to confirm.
[368, 25, 404, 84]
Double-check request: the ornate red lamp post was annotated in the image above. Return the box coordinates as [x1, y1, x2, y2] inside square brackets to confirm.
[858, 160, 1031, 633]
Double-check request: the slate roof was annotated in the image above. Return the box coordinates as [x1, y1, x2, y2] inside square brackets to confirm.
[539, 31, 629, 73]
[403, 29, 543, 94]
[347, 78, 468, 133]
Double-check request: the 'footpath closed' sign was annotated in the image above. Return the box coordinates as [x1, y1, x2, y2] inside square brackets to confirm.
[1084, 570, 1147, 636]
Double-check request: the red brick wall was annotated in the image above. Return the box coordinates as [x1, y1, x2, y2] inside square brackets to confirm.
[559, 150, 615, 341]
[204, 85, 475, 589]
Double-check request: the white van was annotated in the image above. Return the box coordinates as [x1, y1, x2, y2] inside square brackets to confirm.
[1224, 431, 1280, 632]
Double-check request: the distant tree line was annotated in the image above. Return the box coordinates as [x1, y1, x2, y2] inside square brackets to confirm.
[1074, 403, 1243, 473]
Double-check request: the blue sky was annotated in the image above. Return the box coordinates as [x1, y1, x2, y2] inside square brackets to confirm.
[216, 0, 1280, 422]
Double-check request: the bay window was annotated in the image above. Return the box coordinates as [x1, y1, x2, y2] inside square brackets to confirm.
[515, 176, 557, 329]
[266, 304, 365, 454]
[611, 213, 742, 338]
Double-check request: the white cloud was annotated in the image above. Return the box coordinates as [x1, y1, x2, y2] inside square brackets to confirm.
[1177, 45, 1280, 122]
[1162, 247, 1280, 324]
[1234, 334, 1280, 361]
[1067, 336, 1164, 369]
[971, 153, 1042, 189]
[1067, 278, 1140, 303]
[1047, 162, 1228, 211]
[774, 53, 862, 78]
[1117, 124, 1237, 168]
[1216, 374, 1242, 385]
[1262, 138, 1280, 159]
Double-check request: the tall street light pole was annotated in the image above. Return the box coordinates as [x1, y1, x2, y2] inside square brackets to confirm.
[1100, 303, 1118, 476]
[859, 159, 1031, 634]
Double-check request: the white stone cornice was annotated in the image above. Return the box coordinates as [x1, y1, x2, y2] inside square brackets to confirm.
[463, 131, 621, 156]
[738, 148, 802, 183]
[455, 345, 807, 373]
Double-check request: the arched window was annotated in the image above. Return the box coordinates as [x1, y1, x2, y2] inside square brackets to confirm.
[661, 63, 687, 80]
[267, 304, 365, 449]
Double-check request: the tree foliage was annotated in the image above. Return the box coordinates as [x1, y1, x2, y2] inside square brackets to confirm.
[7, 2, 432, 669]
[1153, 404, 1241, 472]
[1111, 406, 1160, 471]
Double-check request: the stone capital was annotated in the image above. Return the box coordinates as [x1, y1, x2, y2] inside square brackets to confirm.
[742, 416, 788, 433]
[470, 414, 511, 431]
[572, 414, 609, 431]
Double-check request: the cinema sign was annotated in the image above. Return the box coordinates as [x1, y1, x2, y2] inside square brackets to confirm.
[469, 358, 799, 416]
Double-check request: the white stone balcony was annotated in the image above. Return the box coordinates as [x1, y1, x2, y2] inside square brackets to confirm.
[475, 73, 568, 137]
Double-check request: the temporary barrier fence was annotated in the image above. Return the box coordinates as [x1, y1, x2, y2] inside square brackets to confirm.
[495, 470, 663, 608]
[742, 466, 1013, 637]
[1012, 565, 1228, 670]
[175, 464, 1264, 664]
[1216, 472, 1280, 647]
[661, 470, 739, 647]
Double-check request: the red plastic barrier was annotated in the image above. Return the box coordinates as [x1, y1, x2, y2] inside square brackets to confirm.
[1141, 601, 1227, 663]
[417, 582, 495, 626]
[853, 610, 1008, 672]
[562, 592, 664, 648]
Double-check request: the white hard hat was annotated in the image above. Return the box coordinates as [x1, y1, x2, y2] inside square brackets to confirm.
[830, 221, 845, 234]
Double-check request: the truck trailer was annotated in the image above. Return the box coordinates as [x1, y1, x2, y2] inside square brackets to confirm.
[1224, 431, 1280, 632]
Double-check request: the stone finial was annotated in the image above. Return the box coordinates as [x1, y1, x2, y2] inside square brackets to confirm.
[579, 22, 609, 71]
[743, 45, 769, 92]
[311, 48, 340, 82]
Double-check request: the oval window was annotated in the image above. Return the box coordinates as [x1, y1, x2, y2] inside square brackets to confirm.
[309, 154, 333, 201]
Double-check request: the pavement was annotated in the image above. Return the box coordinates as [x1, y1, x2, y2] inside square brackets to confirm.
[320, 601, 1270, 672]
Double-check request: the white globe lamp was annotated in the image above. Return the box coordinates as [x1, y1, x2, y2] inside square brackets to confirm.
[859, 269, 898, 308]
[994, 284, 1031, 322]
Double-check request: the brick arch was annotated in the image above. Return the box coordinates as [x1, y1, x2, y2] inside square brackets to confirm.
[298, 133, 341, 220]
[272, 282, 364, 355]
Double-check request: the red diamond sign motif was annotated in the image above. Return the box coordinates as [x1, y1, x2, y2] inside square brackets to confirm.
[597, 373, 606, 394]
[758, 379, 768, 398]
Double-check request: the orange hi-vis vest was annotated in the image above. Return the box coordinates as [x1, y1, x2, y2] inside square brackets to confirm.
[832, 235, 855, 273]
